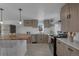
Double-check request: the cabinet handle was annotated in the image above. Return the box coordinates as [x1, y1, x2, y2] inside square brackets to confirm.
[68, 48, 73, 52]
[68, 14, 71, 19]
[67, 14, 71, 19]
[67, 15, 69, 19]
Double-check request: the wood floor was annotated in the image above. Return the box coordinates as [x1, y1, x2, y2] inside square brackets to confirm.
[25, 43, 53, 56]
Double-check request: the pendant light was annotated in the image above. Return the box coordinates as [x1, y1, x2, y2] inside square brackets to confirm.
[18, 8, 23, 24]
[0, 8, 4, 24]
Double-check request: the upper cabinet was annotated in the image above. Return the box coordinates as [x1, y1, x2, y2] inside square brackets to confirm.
[61, 4, 79, 32]
[24, 20, 38, 27]
[44, 20, 51, 28]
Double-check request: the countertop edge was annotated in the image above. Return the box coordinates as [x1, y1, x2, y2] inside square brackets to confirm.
[57, 38, 79, 50]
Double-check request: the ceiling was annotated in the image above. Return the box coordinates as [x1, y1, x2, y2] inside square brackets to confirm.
[0, 3, 65, 21]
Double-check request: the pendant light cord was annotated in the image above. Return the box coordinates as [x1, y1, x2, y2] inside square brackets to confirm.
[19, 8, 22, 22]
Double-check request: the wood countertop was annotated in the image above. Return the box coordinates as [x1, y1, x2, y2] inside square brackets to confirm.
[0, 34, 31, 40]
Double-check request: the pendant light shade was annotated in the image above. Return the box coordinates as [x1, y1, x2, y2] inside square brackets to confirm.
[18, 8, 23, 24]
[0, 8, 4, 24]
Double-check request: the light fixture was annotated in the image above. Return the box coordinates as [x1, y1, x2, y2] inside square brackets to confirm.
[18, 8, 23, 24]
[0, 8, 4, 24]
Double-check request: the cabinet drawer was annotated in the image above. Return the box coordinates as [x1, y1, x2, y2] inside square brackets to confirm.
[66, 45, 79, 56]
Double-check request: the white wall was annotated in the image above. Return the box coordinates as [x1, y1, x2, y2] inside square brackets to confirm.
[54, 23, 61, 35]
[16, 25, 50, 34]
[16, 26, 39, 34]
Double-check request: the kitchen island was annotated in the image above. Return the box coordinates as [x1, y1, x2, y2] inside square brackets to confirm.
[0, 34, 31, 56]
[0, 34, 31, 40]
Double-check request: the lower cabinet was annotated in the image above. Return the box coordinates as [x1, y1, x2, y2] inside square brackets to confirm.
[67, 45, 79, 56]
[57, 40, 79, 56]
[37, 34, 48, 43]
[31, 34, 48, 43]
[57, 40, 68, 56]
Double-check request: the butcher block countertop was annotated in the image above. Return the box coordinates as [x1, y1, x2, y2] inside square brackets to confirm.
[0, 34, 31, 40]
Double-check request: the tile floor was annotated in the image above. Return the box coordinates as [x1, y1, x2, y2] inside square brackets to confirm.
[25, 43, 53, 56]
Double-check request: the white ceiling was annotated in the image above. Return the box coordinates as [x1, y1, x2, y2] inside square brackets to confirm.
[0, 3, 65, 21]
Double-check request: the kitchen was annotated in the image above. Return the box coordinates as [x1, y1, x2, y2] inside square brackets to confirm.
[0, 3, 79, 56]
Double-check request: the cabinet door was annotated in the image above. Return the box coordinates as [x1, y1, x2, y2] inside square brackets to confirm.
[57, 40, 64, 56]
[67, 45, 79, 56]
[36, 34, 48, 43]
[44, 20, 50, 28]
[36, 34, 42, 43]
[57, 40, 70, 56]
[62, 42, 69, 56]
[32, 20, 38, 27]
[61, 5, 65, 31]
[69, 4, 78, 32]
[57, 40, 61, 56]
[64, 4, 71, 32]
[42, 34, 48, 43]
[61, 4, 70, 32]
[31, 35, 36, 42]
[76, 4, 79, 32]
